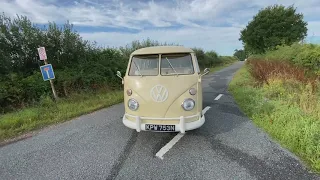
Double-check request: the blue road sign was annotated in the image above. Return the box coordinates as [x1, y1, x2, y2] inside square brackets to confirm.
[40, 64, 55, 81]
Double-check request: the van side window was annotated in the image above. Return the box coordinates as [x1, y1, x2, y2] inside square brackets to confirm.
[128, 55, 159, 76]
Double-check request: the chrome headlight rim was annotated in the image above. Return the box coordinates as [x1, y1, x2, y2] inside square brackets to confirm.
[128, 98, 139, 111]
[181, 98, 195, 111]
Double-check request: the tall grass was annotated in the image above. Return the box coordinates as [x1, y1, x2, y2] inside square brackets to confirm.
[229, 60, 320, 173]
[246, 59, 319, 90]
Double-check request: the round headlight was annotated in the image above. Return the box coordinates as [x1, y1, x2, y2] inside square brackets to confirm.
[182, 98, 195, 111]
[128, 98, 139, 111]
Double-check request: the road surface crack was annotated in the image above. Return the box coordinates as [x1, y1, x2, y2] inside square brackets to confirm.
[106, 130, 138, 180]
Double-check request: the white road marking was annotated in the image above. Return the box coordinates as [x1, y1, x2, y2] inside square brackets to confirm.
[155, 106, 211, 160]
[155, 133, 185, 160]
[214, 94, 223, 100]
[202, 106, 211, 115]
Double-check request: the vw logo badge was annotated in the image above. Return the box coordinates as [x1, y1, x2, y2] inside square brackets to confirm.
[150, 85, 168, 102]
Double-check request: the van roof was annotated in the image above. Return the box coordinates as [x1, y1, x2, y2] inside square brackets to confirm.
[131, 46, 194, 55]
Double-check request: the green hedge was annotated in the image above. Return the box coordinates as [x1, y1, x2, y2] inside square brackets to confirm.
[249, 43, 320, 75]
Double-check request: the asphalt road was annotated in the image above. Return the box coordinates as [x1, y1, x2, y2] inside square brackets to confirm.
[0, 61, 319, 180]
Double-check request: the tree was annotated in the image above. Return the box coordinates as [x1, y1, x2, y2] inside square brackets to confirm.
[239, 4, 308, 54]
[233, 49, 247, 61]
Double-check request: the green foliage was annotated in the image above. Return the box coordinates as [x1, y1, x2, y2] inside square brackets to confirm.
[0, 13, 126, 112]
[218, 56, 238, 64]
[0, 12, 236, 113]
[192, 48, 237, 70]
[233, 49, 247, 61]
[229, 66, 320, 173]
[235, 4, 320, 168]
[250, 43, 320, 75]
[294, 45, 320, 75]
[119, 38, 178, 58]
[205, 51, 222, 65]
[239, 4, 308, 54]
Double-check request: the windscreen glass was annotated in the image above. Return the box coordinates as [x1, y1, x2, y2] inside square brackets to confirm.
[128, 55, 159, 76]
[160, 53, 194, 75]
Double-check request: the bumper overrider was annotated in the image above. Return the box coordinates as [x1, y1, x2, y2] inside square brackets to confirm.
[122, 113, 205, 133]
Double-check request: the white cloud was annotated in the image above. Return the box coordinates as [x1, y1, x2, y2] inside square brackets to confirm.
[80, 26, 243, 55]
[0, 0, 320, 55]
[3, 0, 317, 29]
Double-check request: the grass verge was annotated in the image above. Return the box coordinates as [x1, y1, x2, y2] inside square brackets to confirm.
[228, 64, 320, 173]
[0, 90, 123, 142]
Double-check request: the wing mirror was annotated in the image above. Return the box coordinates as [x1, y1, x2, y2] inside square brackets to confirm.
[201, 68, 210, 76]
[116, 71, 124, 84]
[203, 68, 210, 75]
[198, 68, 210, 82]
[116, 71, 122, 79]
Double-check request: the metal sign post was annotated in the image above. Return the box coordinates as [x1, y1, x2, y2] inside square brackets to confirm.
[37, 47, 58, 100]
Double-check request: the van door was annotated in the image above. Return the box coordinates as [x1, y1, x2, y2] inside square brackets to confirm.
[192, 54, 203, 114]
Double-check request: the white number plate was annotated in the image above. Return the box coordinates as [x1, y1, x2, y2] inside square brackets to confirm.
[145, 124, 175, 131]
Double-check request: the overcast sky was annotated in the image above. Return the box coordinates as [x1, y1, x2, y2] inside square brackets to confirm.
[1, 0, 320, 55]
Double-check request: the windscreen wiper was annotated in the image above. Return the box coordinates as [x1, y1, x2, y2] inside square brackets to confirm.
[166, 57, 178, 76]
[133, 61, 142, 77]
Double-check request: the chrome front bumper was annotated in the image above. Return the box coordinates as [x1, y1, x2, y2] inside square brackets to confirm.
[122, 113, 205, 133]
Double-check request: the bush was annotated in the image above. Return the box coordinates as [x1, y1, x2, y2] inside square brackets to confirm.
[193, 48, 238, 70]
[219, 56, 238, 64]
[294, 45, 320, 75]
[249, 43, 320, 75]
[205, 51, 222, 66]
[246, 59, 318, 90]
